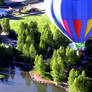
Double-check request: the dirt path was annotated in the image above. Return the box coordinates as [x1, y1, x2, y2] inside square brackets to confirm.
[33, 70, 53, 83]
[31, 70, 69, 92]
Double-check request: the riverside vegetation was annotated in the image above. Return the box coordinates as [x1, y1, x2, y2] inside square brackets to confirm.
[0, 17, 92, 92]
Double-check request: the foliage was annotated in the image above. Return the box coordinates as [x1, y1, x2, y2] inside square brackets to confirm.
[23, 43, 29, 57]
[57, 46, 65, 59]
[0, 43, 13, 61]
[50, 50, 66, 83]
[40, 24, 53, 47]
[16, 23, 28, 60]
[34, 55, 46, 76]
[29, 44, 36, 59]
[1, 18, 10, 32]
[68, 68, 79, 90]
[39, 39, 47, 53]
[68, 69, 92, 92]
[39, 24, 54, 56]
[65, 46, 80, 67]
[29, 21, 41, 48]
[51, 23, 70, 48]
[17, 21, 40, 62]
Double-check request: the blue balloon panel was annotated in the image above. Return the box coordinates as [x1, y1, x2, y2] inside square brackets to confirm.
[46, 0, 92, 43]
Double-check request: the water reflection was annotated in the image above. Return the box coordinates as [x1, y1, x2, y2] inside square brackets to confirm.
[35, 82, 47, 92]
[0, 64, 66, 92]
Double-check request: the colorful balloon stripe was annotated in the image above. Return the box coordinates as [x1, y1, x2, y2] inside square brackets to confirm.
[74, 20, 81, 39]
[85, 19, 92, 38]
[45, 0, 92, 43]
[62, 19, 72, 38]
[50, 0, 73, 41]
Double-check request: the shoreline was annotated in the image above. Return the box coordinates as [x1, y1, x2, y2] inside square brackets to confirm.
[29, 70, 69, 92]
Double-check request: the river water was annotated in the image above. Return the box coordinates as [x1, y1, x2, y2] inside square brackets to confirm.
[0, 64, 66, 92]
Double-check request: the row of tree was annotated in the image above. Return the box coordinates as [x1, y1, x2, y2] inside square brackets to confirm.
[34, 46, 80, 83]
[17, 21, 40, 62]
[16, 19, 92, 91]
[68, 69, 92, 92]
[17, 21, 70, 62]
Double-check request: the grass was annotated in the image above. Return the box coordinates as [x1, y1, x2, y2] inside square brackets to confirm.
[10, 14, 51, 33]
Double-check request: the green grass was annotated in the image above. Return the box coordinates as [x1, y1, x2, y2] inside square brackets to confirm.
[10, 14, 51, 33]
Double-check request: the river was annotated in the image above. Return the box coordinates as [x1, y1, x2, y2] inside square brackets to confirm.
[0, 63, 66, 92]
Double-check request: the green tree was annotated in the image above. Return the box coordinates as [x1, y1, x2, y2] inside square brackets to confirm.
[50, 50, 57, 69]
[68, 69, 92, 92]
[65, 46, 80, 67]
[68, 68, 79, 92]
[23, 43, 29, 57]
[50, 50, 66, 83]
[29, 21, 40, 47]
[1, 18, 10, 32]
[34, 55, 46, 76]
[41, 24, 53, 47]
[17, 34, 24, 51]
[51, 23, 70, 48]
[29, 44, 36, 59]
[26, 36, 34, 47]
[57, 46, 65, 59]
[39, 39, 47, 54]
[17, 22, 28, 51]
[73, 72, 91, 92]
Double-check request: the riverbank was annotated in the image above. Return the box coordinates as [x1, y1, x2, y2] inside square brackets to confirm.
[29, 70, 69, 92]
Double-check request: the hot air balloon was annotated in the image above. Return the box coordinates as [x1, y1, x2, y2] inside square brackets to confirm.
[45, 0, 92, 50]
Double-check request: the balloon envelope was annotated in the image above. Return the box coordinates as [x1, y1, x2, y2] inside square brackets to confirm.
[45, 0, 92, 43]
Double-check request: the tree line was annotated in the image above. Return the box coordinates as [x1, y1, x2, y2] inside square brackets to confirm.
[17, 21, 70, 62]
[0, 18, 92, 92]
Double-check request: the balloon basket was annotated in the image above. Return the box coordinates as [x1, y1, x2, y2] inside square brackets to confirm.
[69, 42, 86, 56]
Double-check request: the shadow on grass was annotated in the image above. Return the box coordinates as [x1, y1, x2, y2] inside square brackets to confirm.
[9, 16, 24, 20]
